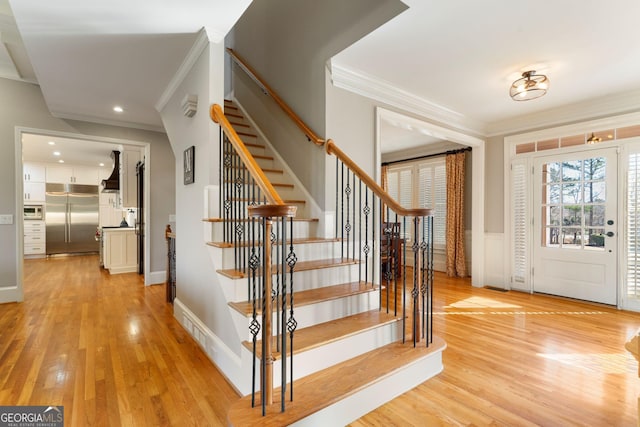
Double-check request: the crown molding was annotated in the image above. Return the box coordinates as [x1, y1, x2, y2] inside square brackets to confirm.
[330, 61, 487, 137]
[487, 88, 640, 137]
[155, 28, 211, 113]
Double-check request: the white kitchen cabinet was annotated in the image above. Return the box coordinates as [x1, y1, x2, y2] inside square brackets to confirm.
[121, 149, 140, 208]
[24, 220, 46, 257]
[102, 228, 137, 274]
[46, 164, 99, 185]
[24, 182, 46, 202]
[24, 162, 46, 182]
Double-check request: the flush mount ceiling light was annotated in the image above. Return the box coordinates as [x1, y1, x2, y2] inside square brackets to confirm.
[113, 105, 124, 113]
[509, 70, 549, 101]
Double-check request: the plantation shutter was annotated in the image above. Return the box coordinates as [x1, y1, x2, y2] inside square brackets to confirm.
[511, 159, 529, 288]
[627, 151, 640, 299]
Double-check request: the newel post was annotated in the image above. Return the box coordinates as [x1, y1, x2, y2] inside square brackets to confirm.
[247, 204, 297, 415]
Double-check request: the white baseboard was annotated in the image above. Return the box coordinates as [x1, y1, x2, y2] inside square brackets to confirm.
[173, 298, 247, 395]
[146, 270, 166, 285]
[0, 286, 23, 303]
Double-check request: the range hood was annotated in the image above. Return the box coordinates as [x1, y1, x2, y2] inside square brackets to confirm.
[101, 150, 120, 193]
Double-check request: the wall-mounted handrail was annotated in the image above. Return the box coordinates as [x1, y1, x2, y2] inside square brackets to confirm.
[226, 48, 325, 147]
[326, 139, 432, 218]
[210, 103, 284, 205]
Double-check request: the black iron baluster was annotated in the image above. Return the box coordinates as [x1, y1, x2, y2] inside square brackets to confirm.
[345, 168, 351, 260]
[286, 218, 297, 402]
[411, 216, 420, 348]
[352, 172, 356, 264]
[341, 162, 344, 259]
[249, 217, 260, 408]
[280, 216, 288, 412]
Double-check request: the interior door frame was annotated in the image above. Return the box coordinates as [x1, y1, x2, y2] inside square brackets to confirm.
[14, 127, 152, 302]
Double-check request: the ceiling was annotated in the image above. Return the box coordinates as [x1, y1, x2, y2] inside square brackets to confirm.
[21, 133, 122, 169]
[4, 0, 640, 156]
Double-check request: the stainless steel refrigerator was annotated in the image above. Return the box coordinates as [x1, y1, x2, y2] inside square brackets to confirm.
[46, 183, 99, 255]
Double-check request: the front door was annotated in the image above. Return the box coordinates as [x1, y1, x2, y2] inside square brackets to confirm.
[533, 148, 618, 305]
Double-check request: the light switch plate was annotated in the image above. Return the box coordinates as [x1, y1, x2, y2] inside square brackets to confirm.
[169, 214, 176, 222]
[0, 214, 14, 225]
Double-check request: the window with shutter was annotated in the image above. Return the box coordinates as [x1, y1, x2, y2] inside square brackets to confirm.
[387, 158, 446, 247]
[511, 159, 529, 287]
[627, 152, 640, 299]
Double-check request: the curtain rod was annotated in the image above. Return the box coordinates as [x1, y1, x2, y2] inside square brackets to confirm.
[381, 146, 471, 167]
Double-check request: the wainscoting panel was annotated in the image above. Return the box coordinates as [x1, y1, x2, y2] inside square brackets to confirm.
[484, 232, 505, 288]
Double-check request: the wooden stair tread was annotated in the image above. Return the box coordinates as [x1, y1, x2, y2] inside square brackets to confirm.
[229, 166, 283, 174]
[241, 308, 394, 358]
[226, 152, 273, 161]
[227, 336, 446, 426]
[228, 198, 305, 204]
[223, 181, 293, 189]
[217, 258, 358, 279]
[203, 217, 318, 223]
[207, 237, 338, 248]
[230, 281, 378, 316]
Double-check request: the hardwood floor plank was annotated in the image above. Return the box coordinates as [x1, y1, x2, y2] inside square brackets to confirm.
[2, 256, 639, 425]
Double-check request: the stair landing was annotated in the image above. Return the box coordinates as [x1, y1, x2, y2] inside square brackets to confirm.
[227, 336, 446, 426]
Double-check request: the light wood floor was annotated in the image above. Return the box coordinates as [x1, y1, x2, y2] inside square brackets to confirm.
[2, 255, 639, 426]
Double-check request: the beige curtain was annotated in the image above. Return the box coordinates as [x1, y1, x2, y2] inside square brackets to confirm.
[445, 151, 467, 277]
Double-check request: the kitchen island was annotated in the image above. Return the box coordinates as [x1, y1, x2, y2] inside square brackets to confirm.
[102, 227, 137, 274]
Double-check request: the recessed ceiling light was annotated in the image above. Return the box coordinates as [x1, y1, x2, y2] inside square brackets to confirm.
[99, 163, 105, 167]
[113, 106, 124, 113]
[48, 141, 55, 145]
[53, 151, 61, 156]
[58, 159, 64, 163]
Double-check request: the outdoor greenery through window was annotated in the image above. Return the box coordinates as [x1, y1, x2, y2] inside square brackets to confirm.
[541, 157, 606, 250]
[386, 158, 446, 247]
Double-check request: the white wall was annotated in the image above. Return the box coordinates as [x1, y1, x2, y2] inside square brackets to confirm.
[0, 77, 174, 303]
[158, 40, 242, 355]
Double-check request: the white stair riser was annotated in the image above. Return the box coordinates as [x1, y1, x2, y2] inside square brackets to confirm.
[213, 262, 363, 303]
[245, 320, 402, 389]
[232, 290, 380, 342]
[209, 220, 317, 242]
[210, 240, 349, 270]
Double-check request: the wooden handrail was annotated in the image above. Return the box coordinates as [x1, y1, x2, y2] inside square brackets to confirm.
[326, 139, 432, 218]
[226, 48, 325, 147]
[210, 104, 285, 205]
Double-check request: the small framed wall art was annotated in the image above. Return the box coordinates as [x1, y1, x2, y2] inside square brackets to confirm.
[183, 145, 195, 185]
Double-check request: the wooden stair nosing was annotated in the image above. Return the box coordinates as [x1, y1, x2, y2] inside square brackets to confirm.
[229, 281, 378, 316]
[203, 217, 318, 223]
[229, 166, 284, 174]
[216, 257, 359, 279]
[228, 198, 305, 205]
[225, 152, 273, 161]
[227, 336, 446, 426]
[223, 180, 294, 189]
[241, 308, 395, 359]
[207, 237, 339, 249]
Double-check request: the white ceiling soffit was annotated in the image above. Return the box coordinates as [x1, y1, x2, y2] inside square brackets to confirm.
[8, 0, 252, 131]
[332, 0, 640, 137]
[0, 0, 35, 82]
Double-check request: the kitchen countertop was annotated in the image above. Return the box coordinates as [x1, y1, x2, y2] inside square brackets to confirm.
[102, 226, 135, 231]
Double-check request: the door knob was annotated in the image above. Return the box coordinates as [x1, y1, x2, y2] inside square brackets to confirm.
[606, 231, 614, 237]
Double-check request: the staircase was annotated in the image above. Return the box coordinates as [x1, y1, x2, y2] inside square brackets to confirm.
[202, 100, 445, 426]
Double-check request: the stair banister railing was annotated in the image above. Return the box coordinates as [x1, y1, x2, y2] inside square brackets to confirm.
[326, 140, 434, 346]
[210, 103, 298, 415]
[226, 48, 325, 147]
